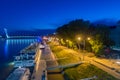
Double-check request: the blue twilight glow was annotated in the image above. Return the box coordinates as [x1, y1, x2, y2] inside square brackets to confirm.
[0, 0, 120, 30]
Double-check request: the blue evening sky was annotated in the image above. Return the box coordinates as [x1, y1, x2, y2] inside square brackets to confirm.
[0, 0, 120, 30]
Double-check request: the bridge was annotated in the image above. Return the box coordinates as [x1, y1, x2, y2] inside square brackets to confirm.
[7, 36, 38, 39]
[2, 28, 39, 39]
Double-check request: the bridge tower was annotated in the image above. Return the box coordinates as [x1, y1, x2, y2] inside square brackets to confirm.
[4, 28, 9, 38]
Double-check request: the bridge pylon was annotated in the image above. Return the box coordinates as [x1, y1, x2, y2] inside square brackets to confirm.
[4, 28, 9, 38]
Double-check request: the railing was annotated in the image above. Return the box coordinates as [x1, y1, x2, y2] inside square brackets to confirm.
[47, 62, 83, 70]
[14, 60, 35, 67]
[1, 35, 38, 39]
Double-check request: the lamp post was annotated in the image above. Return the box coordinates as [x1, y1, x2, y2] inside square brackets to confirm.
[77, 37, 90, 61]
[83, 37, 90, 50]
[77, 37, 81, 51]
[66, 39, 69, 47]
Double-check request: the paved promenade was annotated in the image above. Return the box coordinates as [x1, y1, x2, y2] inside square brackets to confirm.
[31, 46, 46, 80]
[34, 60, 46, 80]
[41, 44, 64, 80]
[41, 45, 58, 68]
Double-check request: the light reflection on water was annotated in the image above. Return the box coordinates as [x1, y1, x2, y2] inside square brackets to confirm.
[4, 39, 37, 59]
[0, 39, 37, 80]
[5, 39, 37, 45]
[4, 40, 8, 59]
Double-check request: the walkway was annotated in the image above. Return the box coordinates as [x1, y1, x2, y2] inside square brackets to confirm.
[90, 59, 120, 79]
[41, 45, 58, 68]
[47, 62, 83, 70]
[31, 46, 46, 80]
[71, 51, 120, 79]
[51, 41, 120, 79]
[41, 44, 64, 80]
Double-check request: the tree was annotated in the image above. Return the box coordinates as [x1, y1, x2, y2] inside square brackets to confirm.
[57, 19, 90, 41]
[56, 19, 115, 56]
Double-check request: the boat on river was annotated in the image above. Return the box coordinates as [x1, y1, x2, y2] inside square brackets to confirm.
[14, 42, 43, 67]
[7, 67, 30, 80]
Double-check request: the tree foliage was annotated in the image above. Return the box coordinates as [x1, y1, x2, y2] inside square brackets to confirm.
[56, 19, 115, 56]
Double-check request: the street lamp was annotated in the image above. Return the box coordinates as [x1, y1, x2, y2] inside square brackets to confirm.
[77, 37, 90, 61]
[66, 39, 69, 42]
[78, 37, 81, 41]
[83, 37, 90, 50]
[77, 37, 81, 52]
[66, 39, 69, 47]
[87, 37, 90, 40]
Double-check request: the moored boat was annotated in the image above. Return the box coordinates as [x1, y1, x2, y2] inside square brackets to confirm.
[7, 67, 30, 80]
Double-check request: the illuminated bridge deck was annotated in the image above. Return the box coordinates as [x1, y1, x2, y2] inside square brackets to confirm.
[4, 36, 39, 39]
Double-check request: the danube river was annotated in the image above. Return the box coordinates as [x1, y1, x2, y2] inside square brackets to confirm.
[0, 39, 37, 80]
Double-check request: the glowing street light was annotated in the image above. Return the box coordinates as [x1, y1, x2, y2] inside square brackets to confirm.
[77, 37, 90, 61]
[87, 37, 91, 40]
[77, 37, 81, 52]
[66, 39, 69, 47]
[66, 39, 69, 42]
[78, 37, 81, 41]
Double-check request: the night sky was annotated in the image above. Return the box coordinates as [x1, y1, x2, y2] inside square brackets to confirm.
[0, 0, 120, 30]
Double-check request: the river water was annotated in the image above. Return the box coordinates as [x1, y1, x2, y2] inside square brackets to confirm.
[0, 39, 37, 80]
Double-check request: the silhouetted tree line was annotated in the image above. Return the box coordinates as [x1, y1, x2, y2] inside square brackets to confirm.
[56, 19, 115, 56]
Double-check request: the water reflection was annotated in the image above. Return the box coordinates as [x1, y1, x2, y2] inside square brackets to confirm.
[4, 40, 8, 59]
[0, 39, 37, 80]
[3, 39, 37, 60]
[2, 39, 37, 61]
[5, 39, 37, 45]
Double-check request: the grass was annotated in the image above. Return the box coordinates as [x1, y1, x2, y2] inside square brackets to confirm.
[64, 63, 118, 80]
[49, 43, 80, 65]
[49, 42, 118, 80]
